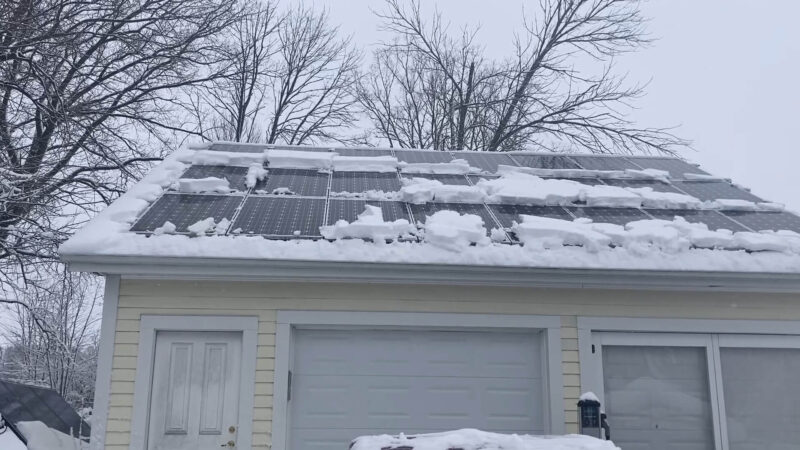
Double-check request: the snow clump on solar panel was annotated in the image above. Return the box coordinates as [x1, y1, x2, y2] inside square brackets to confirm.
[421, 210, 491, 251]
[320, 205, 414, 242]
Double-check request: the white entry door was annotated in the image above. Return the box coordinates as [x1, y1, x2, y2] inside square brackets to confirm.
[289, 328, 546, 450]
[147, 331, 242, 450]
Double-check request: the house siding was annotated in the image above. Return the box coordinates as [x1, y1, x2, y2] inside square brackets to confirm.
[105, 279, 800, 449]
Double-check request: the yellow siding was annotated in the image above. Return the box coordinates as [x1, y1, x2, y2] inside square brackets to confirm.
[106, 279, 800, 449]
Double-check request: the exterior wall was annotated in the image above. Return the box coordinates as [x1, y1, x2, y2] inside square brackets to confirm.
[105, 279, 800, 449]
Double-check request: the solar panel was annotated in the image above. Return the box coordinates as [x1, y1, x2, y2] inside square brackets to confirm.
[331, 172, 401, 193]
[601, 179, 682, 193]
[645, 209, 749, 232]
[673, 181, 764, 202]
[570, 155, 641, 171]
[131, 193, 243, 232]
[327, 199, 410, 225]
[334, 147, 393, 157]
[0, 381, 90, 439]
[232, 196, 325, 237]
[409, 203, 499, 232]
[489, 205, 573, 228]
[722, 211, 800, 233]
[510, 154, 580, 170]
[626, 157, 709, 178]
[566, 207, 650, 225]
[209, 142, 269, 152]
[452, 151, 516, 173]
[401, 173, 471, 185]
[254, 168, 329, 196]
[394, 150, 454, 164]
[181, 165, 249, 190]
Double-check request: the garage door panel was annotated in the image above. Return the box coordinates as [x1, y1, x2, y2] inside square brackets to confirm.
[292, 375, 542, 431]
[290, 328, 545, 450]
[293, 329, 541, 378]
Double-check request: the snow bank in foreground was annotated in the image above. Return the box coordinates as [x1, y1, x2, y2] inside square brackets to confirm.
[16, 421, 87, 450]
[422, 211, 490, 251]
[320, 205, 415, 241]
[351, 429, 620, 450]
[176, 177, 231, 193]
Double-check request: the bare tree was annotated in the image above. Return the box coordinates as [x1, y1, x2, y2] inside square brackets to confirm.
[0, 0, 244, 292]
[361, 0, 687, 154]
[265, 5, 361, 145]
[1, 268, 100, 411]
[188, 1, 281, 142]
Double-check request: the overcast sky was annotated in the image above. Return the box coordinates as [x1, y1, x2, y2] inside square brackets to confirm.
[321, 0, 800, 212]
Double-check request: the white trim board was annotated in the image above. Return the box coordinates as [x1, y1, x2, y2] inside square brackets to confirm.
[128, 315, 258, 450]
[272, 311, 563, 450]
[89, 275, 120, 450]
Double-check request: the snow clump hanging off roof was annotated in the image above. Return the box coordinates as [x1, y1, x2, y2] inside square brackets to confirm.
[350, 429, 620, 450]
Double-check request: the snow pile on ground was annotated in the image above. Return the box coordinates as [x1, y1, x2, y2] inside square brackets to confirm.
[176, 177, 231, 193]
[421, 211, 490, 251]
[189, 150, 264, 166]
[351, 429, 620, 450]
[400, 159, 472, 175]
[246, 163, 268, 188]
[16, 421, 88, 450]
[332, 155, 398, 172]
[401, 177, 485, 204]
[320, 205, 415, 242]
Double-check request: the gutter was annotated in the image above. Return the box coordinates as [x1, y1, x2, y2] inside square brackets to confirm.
[62, 254, 800, 293]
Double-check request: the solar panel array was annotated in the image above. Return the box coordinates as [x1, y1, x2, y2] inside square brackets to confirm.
[131, 147, 800, 241]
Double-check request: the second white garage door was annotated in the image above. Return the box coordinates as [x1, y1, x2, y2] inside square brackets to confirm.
[289, 328, 546, 450]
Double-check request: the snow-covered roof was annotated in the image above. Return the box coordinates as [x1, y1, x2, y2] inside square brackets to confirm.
[59, 142, 800, 284]
[350, 429, 619, 450]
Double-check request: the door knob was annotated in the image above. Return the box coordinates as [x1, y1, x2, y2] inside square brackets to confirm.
[221, 440, 235, 448]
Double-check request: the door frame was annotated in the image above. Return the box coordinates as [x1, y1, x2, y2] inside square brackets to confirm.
[272, 311, 564, 450]
[129, 315, 258, 450]
[577, 317, 800, 450]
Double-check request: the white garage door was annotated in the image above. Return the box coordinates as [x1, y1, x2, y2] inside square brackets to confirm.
[289, 328, 546, 450]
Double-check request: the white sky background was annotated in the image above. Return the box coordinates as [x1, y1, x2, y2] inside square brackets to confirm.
[321, 0, 800, 212]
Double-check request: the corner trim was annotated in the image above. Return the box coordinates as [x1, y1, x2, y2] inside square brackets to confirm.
[128, 315, 258, 450]
[88, 275, 119, 450]
[64, 255, 800, 293]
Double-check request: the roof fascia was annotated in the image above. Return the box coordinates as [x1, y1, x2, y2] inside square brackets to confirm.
[63, 254, 800, 293]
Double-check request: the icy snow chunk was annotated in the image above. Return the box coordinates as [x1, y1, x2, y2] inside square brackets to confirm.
[332, 155, 398, 172]
[351, 429, 620, 450]
[624, 220, 690, 253]
[153, 221, 177, 235]
[478, 173, 584, 206]
[265, 149, 336, 170]
[423, 211, 489, 251]
[513, 216, 612, 252]
[757, 202, 785, 212]
[177, 177, 231, 194]
[320, 205, 414, 242]
[245, 163, 268, 189]
[187, 217, 217, 236]
[190, 150, 264, 166]
[711, 198, 759, 211]
[683, 173, 725, 181]
[733, 232, 794, 253]
[400, 159, 472, 175]
[215, 218, 231, 235]
[585, 184, 642, 208]
[271, 187, 295, 195]
[496, 165, 670, 182]
[628, 187, 703, 209]
[399, 178, 485, 204]
[624, 168, 670, 182]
